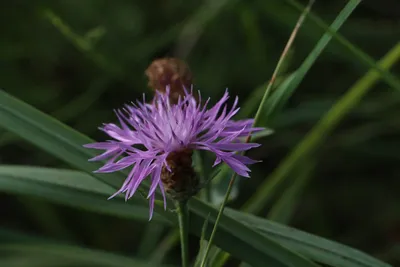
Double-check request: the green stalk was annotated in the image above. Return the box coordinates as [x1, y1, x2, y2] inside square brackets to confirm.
[199, 2, 315, 266]
[199, 176, 235, 267]
[176, 201, 190, 267]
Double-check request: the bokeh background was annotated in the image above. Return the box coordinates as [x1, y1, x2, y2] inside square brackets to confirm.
[1, 0, 399, 266]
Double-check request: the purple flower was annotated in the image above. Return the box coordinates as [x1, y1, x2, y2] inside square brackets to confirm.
[84, 88, 263, 219]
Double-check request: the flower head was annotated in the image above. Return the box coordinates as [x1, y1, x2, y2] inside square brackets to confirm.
[84, 88, 263, 219]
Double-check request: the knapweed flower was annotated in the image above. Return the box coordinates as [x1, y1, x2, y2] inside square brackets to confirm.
[84, 88, 263, 219]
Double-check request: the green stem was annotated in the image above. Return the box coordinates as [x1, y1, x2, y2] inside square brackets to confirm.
[200, 1, 315, 266]
[176, 201, 189, 267]
[199, 177, 235, 267]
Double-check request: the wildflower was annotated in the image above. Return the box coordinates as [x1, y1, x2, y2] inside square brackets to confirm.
[145, 58, 192, 104]
[84, 88, 263, 219]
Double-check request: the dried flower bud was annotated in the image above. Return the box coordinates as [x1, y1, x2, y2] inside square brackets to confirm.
[145, 58, 193, 104]
[161, 148, 199, 201]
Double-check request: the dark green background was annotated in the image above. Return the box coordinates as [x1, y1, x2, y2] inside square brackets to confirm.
[1, 0, 399, 266]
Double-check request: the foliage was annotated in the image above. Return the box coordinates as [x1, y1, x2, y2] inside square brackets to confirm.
[1, 0, 399, 266]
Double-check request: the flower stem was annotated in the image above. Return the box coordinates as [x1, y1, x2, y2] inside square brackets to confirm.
[176, 200, 189, 267]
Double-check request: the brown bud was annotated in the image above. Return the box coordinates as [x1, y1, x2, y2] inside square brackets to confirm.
[161, 148, 199, 201]
[145, 58, 193, 104]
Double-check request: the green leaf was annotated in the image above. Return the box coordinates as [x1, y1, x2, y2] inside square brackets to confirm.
[0, 165, 389, 267]
[0, 165, 167, 223]
[225, 209, 391, 267]
[0, 91, 317, 267]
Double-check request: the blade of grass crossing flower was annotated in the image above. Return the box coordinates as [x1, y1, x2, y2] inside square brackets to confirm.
[241, 0, 361, 213]
[243, 42, 400, 213]
[0, 92, 319, 267]
[206, 0, 316, 265]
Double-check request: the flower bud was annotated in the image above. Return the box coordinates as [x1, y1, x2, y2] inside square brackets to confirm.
[145, 58, 193, 104]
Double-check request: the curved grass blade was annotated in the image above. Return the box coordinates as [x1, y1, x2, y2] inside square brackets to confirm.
[0, 165, 389, 267]
[0, 165, 168, 223]
[225, 209, 391, 267]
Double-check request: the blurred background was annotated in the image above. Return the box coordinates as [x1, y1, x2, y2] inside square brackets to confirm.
[1, 0, 399, 266]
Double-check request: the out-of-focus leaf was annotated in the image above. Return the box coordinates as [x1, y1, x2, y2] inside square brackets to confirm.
[225, 209, 391, 267]
[0, 165, 389, 267]
[266, 158, 315, 223]
[0, 165, 167, 223]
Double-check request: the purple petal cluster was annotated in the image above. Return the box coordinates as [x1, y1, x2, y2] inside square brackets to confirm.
[84, 88, 263, 219]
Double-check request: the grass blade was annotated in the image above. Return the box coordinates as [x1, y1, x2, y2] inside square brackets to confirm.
[0, 165, 388, 267]
[225, 209, 391, 267]
[263, 0, 361, 125]
[0, 165, 167, 223]
[243, 42, 400, 213]
[286, 0, 400, 92]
